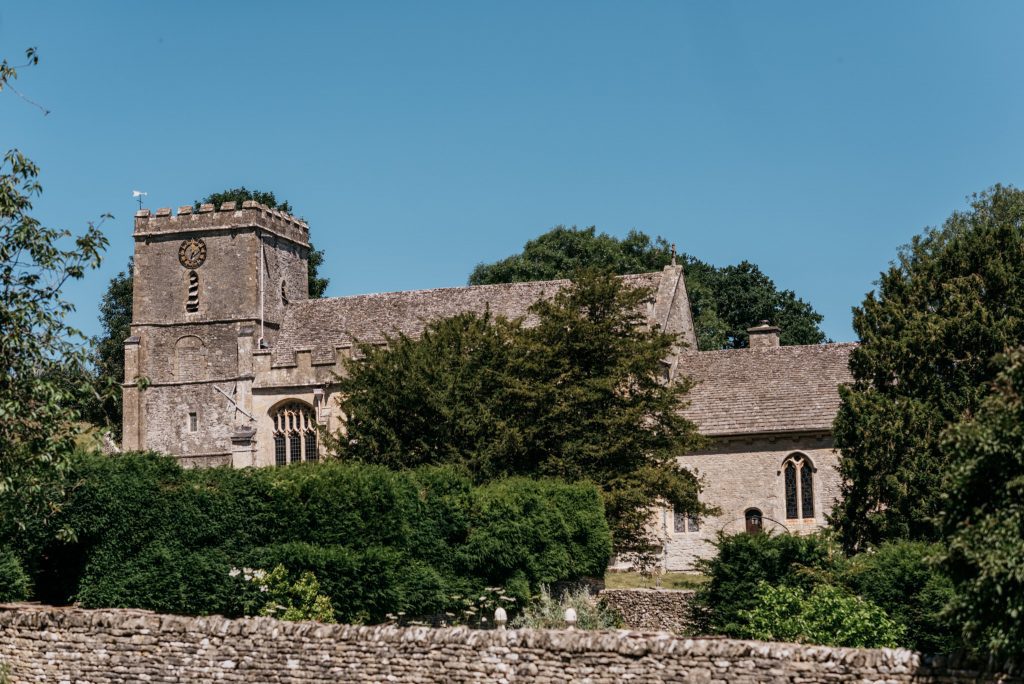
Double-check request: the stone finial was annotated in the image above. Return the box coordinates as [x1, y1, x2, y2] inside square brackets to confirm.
[178, 206, 193, 215]
[747, 320, 781, 349]
[155, 207, 171, 217]
[198, 203, 215, 213]
[135, 209, 151, 218]
[564, 607, 577, 629]
[220, 201, 237, 211]
[494, 607, 507, 630]
[242, 200, 259, 209]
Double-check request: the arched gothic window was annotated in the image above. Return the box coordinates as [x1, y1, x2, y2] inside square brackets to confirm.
[784, 453, 815, 520]
[186, 270, 199, 312]
[271, 402, 318, 467]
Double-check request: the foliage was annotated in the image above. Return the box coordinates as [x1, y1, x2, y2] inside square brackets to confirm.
[833, 186, 1024, 552]
[736, 581, 906, 648]
[839, 540, 957, 654]
[0, 547, 29, 602]
[22, 453, 610, 625]
[0, 48, 109, 535]
[694, 531, 840, 636]
[196, 187, 329, 298]
[468, 225, 826, 350]
[512, 585, 623, 630]
[331, 270, 707, 558]
[229, 565, 335, 623]
[940, 348, 1024, 663]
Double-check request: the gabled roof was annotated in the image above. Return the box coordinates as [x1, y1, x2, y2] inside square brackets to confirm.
[273, 272, 665, 365]
[679, 343, 856, 437]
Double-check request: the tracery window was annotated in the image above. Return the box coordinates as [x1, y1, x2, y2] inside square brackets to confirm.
[784, 453, 814, 520]
[271, 402, 318, 466]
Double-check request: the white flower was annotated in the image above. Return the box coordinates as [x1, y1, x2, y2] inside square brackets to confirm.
[259, 585, 268, 593]
[228, 568, 241, 578]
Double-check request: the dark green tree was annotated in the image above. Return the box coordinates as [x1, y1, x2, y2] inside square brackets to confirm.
[940, 348, 1024, 664]
[469, 225, 826, 350]
[331, 270, 708, 559]
[833, 185, 1024, 552]
[196, 187, 329, 298]
[1, 48, 108, 533]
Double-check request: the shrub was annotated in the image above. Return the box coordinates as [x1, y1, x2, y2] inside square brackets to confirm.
[838, 540, 957, 654]
[24, 452, 611, 624]
[229, 565, 335, 623]
[0, 547, 29, 602]
[512, 585, 622, 630]
[736, 582, 906, 648]
[694, 531, 840, 635]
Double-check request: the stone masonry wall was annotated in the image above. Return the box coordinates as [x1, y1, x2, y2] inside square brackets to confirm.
[0, 604, 1013, 683]
[667, 433, 842, 571]
[599, 589, 696, 634]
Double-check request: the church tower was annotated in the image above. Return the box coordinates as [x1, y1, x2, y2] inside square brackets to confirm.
[122, 201, 310, 467]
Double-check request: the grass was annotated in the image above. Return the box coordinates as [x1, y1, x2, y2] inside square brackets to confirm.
[604, 571, 708, 590]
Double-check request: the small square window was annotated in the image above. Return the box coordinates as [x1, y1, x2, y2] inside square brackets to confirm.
[673, 507, 700, 534]
[188, 412, 198, 432]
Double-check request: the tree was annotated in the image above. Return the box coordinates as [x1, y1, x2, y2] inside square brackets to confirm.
[468, 225, 826, 350]
[940, 348, 1024, 664]
[196, 187, 329, 298]
[1, 48, 108, 533]
[331, 270, 708, 559]
[833, 185, 1024, 552]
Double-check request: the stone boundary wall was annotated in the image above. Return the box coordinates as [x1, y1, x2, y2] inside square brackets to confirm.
[599, 588, 696, 634]
[0, 604, 1013, 683]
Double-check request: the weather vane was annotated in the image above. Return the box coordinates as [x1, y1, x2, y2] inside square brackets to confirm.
[132, 190, 148, 210]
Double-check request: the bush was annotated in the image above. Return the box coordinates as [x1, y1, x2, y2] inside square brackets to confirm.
[736, 582, 906, 648]
[0, 547, 29, 602]
[838, 540, 957, 654]
[24, 452, 611, 624]
[512, 585, 622, 630]
[695, 531, 840, 635]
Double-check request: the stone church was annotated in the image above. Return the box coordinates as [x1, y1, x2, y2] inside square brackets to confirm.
[123, 202, 853, 570]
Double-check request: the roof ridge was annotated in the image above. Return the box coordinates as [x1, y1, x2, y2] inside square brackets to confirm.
[683, 342, 858, 356]
[297, 271, 663, 305]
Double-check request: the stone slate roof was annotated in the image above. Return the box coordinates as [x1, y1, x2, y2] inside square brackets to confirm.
[678, 343, 855, 436]
[274, 273, 663, 365]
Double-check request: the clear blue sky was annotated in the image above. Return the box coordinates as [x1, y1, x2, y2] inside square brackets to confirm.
[5, 1, 1024, 343]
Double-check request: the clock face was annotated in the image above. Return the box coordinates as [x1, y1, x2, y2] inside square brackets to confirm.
[178, 238, 207, 269]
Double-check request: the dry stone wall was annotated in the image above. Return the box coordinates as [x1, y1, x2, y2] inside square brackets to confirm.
[599, 588, 696, 634]
[0, 604, 1013, 683]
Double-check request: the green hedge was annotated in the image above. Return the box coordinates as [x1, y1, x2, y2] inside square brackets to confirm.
[25, 452, 611, 624]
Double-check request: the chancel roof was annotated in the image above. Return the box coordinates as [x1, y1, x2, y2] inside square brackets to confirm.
[678, 343, 856, 436]
[273, 272, 664, 366]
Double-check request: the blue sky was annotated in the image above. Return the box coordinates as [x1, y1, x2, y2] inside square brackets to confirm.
[4, 2, 1024, 343]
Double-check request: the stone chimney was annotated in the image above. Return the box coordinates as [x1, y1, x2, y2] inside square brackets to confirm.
[747, 320, 781, 349]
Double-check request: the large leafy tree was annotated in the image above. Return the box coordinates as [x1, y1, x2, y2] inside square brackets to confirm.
[469, 225, 826, 350]
[940, 348, 1024, 664]
[1, 48, 108, 532]
[833, 185, 1024, 551]
[331, 270, 707, 559]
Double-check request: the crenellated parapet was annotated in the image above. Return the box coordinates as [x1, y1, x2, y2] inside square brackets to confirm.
[134, 200, 309, 248]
